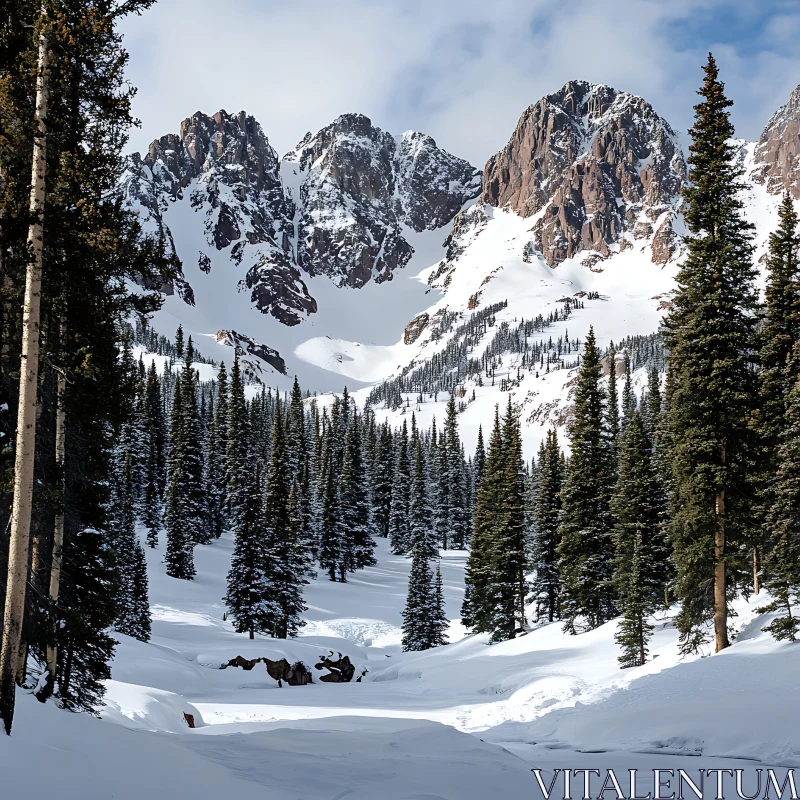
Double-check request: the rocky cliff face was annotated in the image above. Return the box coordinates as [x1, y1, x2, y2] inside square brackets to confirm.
[123, 110, 481, 323]
[753, 84, 800, 198]
[482, 81, 686, 266]
[284, 114, 481, 288]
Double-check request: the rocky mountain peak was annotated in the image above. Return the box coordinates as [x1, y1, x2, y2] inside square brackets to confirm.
[482, 80, 685, 266]
[753, 84, 800, 197]
[283, 113, 481, 288]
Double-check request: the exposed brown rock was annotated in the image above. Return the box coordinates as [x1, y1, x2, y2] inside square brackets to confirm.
[404, 313, 430, 345]
[753, 85, 800, 197]
[651, 214, 677, 265]
[482, 81, 685, 266]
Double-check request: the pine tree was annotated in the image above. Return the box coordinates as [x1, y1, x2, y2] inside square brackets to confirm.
[401, 545, 435, 651]
[606, 344, 620, 462]
[226, 355, 250, 530]
[463, 409, 503, 634]
[261, 402, 309, 638]
[409, 440, 437, 560]
[620, 355, 637, 435]
[224, 464, 271, 638]
[500, 396, 527, 630]
[756, 193, 800, 590]
[615, 534, 654, 668]
[175, 324, 184, 360]
[164, 340, 206, 579]
[319, 448, 344, 582]
[128, 541, 152, 643]
[558, 326, 616, 633]
[389, 421, 412, 555]
[759, 366, 800, 642]
[340, 412, 376, 572]
[612, 412, 669, 666]
[205, 361, 229, 539]
[443, 396, 469, 549]
[372, 422, 395, 538]
[111, 452, 141, 639]
[663, 55, 757, 654]
[530, 430, 564, 622]
[431, 563, 449, 647]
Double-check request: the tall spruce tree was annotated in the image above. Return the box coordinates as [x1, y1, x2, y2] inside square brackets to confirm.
[759, 364, 800, 642]
[558, 326, 616, 633]
[205, 361, 229, 539]
[409, 439, 437, 560]
[340, 412, 376, 571]
[372, 422, 395, 538]
[225, 464, 271, 638]
[662, 54, 757, 653]
[530, 429, 564, 622]
[226, 355, 250, 530]
[756, 193, 800, 591]
[261, 402, 308, 638]
[389, 420, 412, 555]
[611, 412, 669, 666]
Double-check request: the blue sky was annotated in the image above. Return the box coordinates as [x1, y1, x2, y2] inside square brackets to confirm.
[121, 0, 800, 167]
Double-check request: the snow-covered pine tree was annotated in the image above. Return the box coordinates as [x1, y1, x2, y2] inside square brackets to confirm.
[205, 361, 228, 539]
[401, 548, 447, 650]
[129, 541, 152, 643]
[341, 412, 376, 572]
[500, 396, 527, 631]
[389, 420, 412, 555]
[111, 452, 139, 638]
[663, 55, 757, 654]
[530, 429, 564, 622]
[319, 447, 344, 581]
[139, 360, 164, 549]
[557, 326, 616, 633]
[606, 344, 620, 468]
[409, 439, 437, 560]
[226, 355, 250, 531]
[372, 421, 395, 538]
[164, 340, 206, 579]
[759, 362, 800, 642]
[756, 193, 800, 592]
[620, 355, 637, 436]
[225, 464, 271, 638]
[174, 324, 184, 360]
[444, 395, 469, 549]
[612, 411, 669, 666]
[432, 563, 449, 647]
[261, 401, 309, 638]
[615, 533, 654, 668]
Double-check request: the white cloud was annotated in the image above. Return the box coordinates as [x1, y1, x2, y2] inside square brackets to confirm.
[120, 0, 800, 167]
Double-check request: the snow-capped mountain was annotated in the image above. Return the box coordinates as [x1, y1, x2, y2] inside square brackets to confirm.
[129, 81, 800, 454]
[122, 111, 481, 328]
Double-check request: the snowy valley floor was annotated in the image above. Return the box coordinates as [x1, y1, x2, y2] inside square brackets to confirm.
[2, 535, 800, 799]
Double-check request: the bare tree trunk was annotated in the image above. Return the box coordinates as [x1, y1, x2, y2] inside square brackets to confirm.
[753, 546, 759, 595]
[0, 21, 49, 735]
[714, 488, 729, 653]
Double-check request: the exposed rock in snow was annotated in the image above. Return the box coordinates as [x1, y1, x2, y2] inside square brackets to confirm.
[482, 80, 686, 266]
[215, 329, 286, 374]
[753, 83, 800, 197]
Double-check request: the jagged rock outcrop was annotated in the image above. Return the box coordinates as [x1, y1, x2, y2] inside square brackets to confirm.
[215, 330, 286, 374]
[482, 81, 686, 266]
[285, 113, 482, 288]
[753, 84, 800, 197]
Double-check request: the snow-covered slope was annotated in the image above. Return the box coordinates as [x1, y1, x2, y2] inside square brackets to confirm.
[3, 534, 798, 799]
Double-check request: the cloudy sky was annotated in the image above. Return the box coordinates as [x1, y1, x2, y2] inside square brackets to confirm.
[121, 0, 800, 167]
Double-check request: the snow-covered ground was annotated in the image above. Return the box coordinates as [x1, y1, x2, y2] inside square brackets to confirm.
[3, 534, 799, 799]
